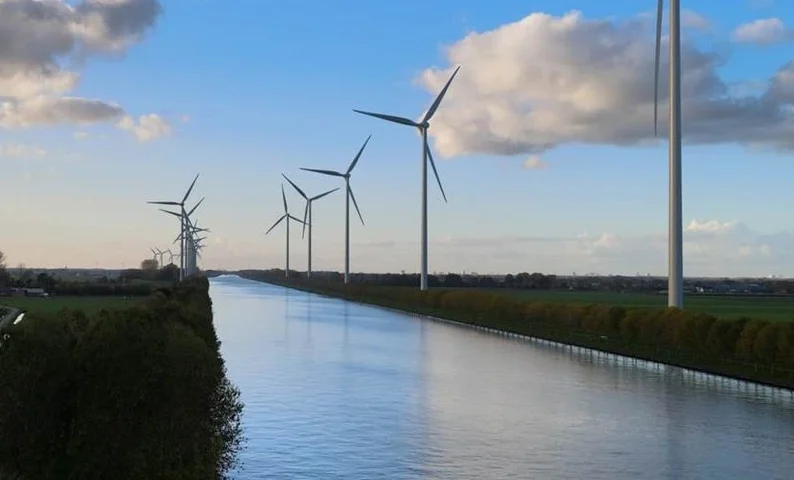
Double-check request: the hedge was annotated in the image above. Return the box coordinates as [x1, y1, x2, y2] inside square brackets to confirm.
[0, 277, 244, 479]
[248, 274, 794, 390]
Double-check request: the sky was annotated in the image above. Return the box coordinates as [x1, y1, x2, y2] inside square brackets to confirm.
[1, 0, 793, 277]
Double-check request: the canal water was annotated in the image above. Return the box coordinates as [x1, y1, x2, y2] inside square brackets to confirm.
[211, 275, 794, 480]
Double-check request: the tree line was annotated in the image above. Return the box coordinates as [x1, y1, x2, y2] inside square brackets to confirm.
[0, 276, 245, 479]
[245, 271, 794, 390]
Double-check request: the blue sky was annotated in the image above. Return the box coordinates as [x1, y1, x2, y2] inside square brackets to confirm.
[1, 0, 793, 277]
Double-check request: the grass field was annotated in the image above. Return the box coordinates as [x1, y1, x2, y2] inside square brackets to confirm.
[487, 289, 794, 322]
[0, 296, 141, 316]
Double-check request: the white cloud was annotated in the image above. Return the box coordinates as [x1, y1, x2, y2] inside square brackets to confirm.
[180, 114, 191, 124]
[685, 219, 738, 235]
[681, 10, 710, 31]
[117, 114, 172, 142]
[0, 143, 48, 158]
[522, 155, 547, 170]
[74, 131, 89, 140]
[0, 0, 166, 140]
[416, 10, 794, 158]
[732, 18, 793, 45]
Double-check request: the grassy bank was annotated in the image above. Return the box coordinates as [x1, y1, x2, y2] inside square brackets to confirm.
[245, 274, 794, 391]
[0, 277, 244, 479]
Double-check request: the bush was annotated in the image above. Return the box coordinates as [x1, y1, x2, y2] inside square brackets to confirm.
[0, 277, 244, 479]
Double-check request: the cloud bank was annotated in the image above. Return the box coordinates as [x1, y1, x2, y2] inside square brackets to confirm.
[0, 0, 171, 140]
[418, 10, 794, 158]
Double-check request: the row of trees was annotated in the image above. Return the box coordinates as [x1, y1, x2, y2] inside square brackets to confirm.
[0, 277, 244, 479]
[248, 272, 794, 389]
[239, 268, 794, 296]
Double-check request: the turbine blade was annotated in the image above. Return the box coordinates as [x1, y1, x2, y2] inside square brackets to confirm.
[426, 142, 448, 203]
[301, 201, 309, 239]
[187, 197, 205, 217]
[159, 209, 182, 219]
[266, 214, 286, 235]
[281, 184, 288, 213]
[148, 201, 180, 206]
[282, 173, 307, 199]
[353, 109, 418, 127]
[346, 134, 371, 175]
[300, 167, 345, 177]
[654, 0, 663, 137]
[182, 173, 199, 204]
[422, 65, 461, 123]
[288, 214, 307, 225]
[310, 187, 339, 201]
[348, 185, 364, 226]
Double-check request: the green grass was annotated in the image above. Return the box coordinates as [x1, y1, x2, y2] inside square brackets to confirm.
[0, 296, 142, 316]
[481, 289, 794, 321]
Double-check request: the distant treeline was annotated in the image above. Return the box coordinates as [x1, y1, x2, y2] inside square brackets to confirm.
[0, 277, 244, 479]
[243, 271, 794, 390]
[235, 268, 794, 295]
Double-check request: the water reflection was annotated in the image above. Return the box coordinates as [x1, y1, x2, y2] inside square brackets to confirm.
[211, 276, 794, 480]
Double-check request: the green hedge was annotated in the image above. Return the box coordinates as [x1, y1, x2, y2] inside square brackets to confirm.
[251, 274, 794, 390]
[0, 277, 244, 479]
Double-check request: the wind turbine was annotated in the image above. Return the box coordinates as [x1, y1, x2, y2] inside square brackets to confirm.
[157, 196, 205, 278]
[266, 184, 307, 278]
[353, 66, 459, 290]
[166, 249, 174, 265]
[654, 0, 683, 308]
[282, 173, 339, 279]
[149, 247, 158, 266]
[153, 247, 166, 268]
[300, 135, 370, 284]
[147, 174, 200, 281]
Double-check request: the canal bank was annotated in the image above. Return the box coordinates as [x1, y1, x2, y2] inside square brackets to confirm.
[239, 274, 794, 392]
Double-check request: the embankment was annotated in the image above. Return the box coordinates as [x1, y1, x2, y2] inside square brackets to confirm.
[0, 277, 244, 479]
[243, 273, 794, 391]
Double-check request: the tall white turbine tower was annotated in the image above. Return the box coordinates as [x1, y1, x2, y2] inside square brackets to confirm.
[353, 66, 459, 291]
[282, 173, 338, 279]
[300, 135, 370, 284]
[147, 174, 200, 281]
[266, 184, 306, 278]
[655, 0, 684, 308]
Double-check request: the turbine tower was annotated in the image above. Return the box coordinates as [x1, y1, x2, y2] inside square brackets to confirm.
[655, 0, 683, 308]
[353, 66, 459, 290]
[300, 135, 370, 284]
[147, 174, 200, 281]
[282, 173, 339, 279]
[160, 203, 208, 278]
[266, 184, 307, 278]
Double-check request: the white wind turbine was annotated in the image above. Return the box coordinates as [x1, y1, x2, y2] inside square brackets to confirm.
[282, 173, 339, 279]
[353, 66, 460, 291]
[266, 184, 307, 278]
[147, 174, 200, 281]
[158, 197, 205, 278]
[300, 135, 370, 284]
[654, 0, 684, 308]
[153, 247, 166, 268]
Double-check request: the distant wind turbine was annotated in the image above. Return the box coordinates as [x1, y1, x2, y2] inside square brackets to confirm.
[147, 174, 200, 281]
[282, 173, 339, 279]
[266, 184, 307, 278]
[300, 135, 370, 284]
[353, 66, 460, 291]
[654, 0, 683, 308]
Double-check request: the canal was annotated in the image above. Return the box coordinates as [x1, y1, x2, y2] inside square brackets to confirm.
[211, 275, 794, 479]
